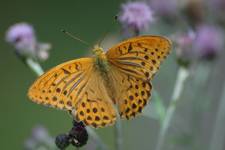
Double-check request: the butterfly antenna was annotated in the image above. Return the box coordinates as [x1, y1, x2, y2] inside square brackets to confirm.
[61, 29, 90, 46]
[98, 33, 107, 47]
[98, 15, 119, 46]
[114, 15, 118, 21]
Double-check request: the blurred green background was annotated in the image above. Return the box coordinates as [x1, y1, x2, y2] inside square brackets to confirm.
[1, 0, 225, 150]
[0, 0, 121, 149]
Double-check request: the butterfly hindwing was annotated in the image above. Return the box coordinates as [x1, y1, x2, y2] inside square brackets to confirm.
[109, 66, 152, 119]
[119, 78, 152, 119]
[72, 69, 116, 128]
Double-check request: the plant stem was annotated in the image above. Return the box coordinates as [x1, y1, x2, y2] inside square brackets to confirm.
[26, 58, 109, 150]
[26, 58, 44, 76]
[155, 67, 189, 150]
[115, 112, 122, 150]
[209, 81, 225, 150]
[86, 127, 109, 150]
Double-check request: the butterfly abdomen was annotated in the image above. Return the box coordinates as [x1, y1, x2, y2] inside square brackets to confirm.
[94, 53, 114, 89]
[95, 55, 109, 73]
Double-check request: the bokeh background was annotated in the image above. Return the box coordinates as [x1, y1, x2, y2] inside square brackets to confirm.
[1, 0, 225, 150]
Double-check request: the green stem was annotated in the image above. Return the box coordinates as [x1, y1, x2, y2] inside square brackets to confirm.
[26, 58, 44, 76]
[154, 91, 166, 123]
[115, 112, 122, 150]
[86, 127, 109, 150]
[209, 82, 225, 150]
[155, 67, 189, 150]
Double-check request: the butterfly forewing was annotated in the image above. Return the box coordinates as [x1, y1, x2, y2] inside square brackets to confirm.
[106, 36, 171, 80]
[28, 58, 93, 110]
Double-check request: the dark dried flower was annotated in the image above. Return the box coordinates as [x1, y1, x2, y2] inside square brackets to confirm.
[183, 0, 205, 27]
[55, 134, 70, 150]
[69, 121, 88, 147]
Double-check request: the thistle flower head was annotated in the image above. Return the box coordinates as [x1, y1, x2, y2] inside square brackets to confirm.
[173, 30, 196, 67]
[118, 1, 154, 36]
[24, 125, 55, 150]
[5, 22, 51, 61]
[6, 23, 36, 53]
[210, 0, 225, 11]
[31, 125, 50, 142]
[150, 0, 178, 17]
[194, 24, 224, 60]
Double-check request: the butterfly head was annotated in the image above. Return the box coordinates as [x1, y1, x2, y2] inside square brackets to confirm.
[93, 45, 105, 58]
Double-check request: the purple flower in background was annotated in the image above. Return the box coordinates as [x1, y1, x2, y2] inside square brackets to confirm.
[118, 1, 154, 36]
[24, 125, 56, 150]
[173, 30, 196, 67]
[210, 0, 225, 11]
[194, 24, 224, 60]
[183, 0, 204, 27]
[6, 23, 36, 52]
[31, 125, 50, 142]
[208, 0, 225, 21]
[149, 0, 178, 17]
[5, 22, 51, 61]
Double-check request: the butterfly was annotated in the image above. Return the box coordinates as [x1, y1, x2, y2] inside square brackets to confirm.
[28, 36, 171, 128]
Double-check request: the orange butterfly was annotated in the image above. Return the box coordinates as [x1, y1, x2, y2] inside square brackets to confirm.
[28, 36, 171, 128]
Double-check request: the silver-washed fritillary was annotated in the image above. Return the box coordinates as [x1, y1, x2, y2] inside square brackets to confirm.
[28, 35, 171, 128]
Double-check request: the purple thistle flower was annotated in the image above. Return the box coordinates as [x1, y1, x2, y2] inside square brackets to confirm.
[6, 23, 36, 54]
[194, 24, 224, 60]
[173, 30, 196, 67]
[24, 138, 36, 150]
[118, 1, 154, 36]
[5, 22, 51, 61]
[210, 0, 225, 11]
[31, 125, 50, 142]
[208, 0, 225, 21]
[24, 125, 56, 150]
[149, 0, 178, 17]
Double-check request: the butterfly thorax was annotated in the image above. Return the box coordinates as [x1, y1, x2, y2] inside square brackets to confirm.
[93, 45, 109, 74]
[92, 45, 118, 103]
